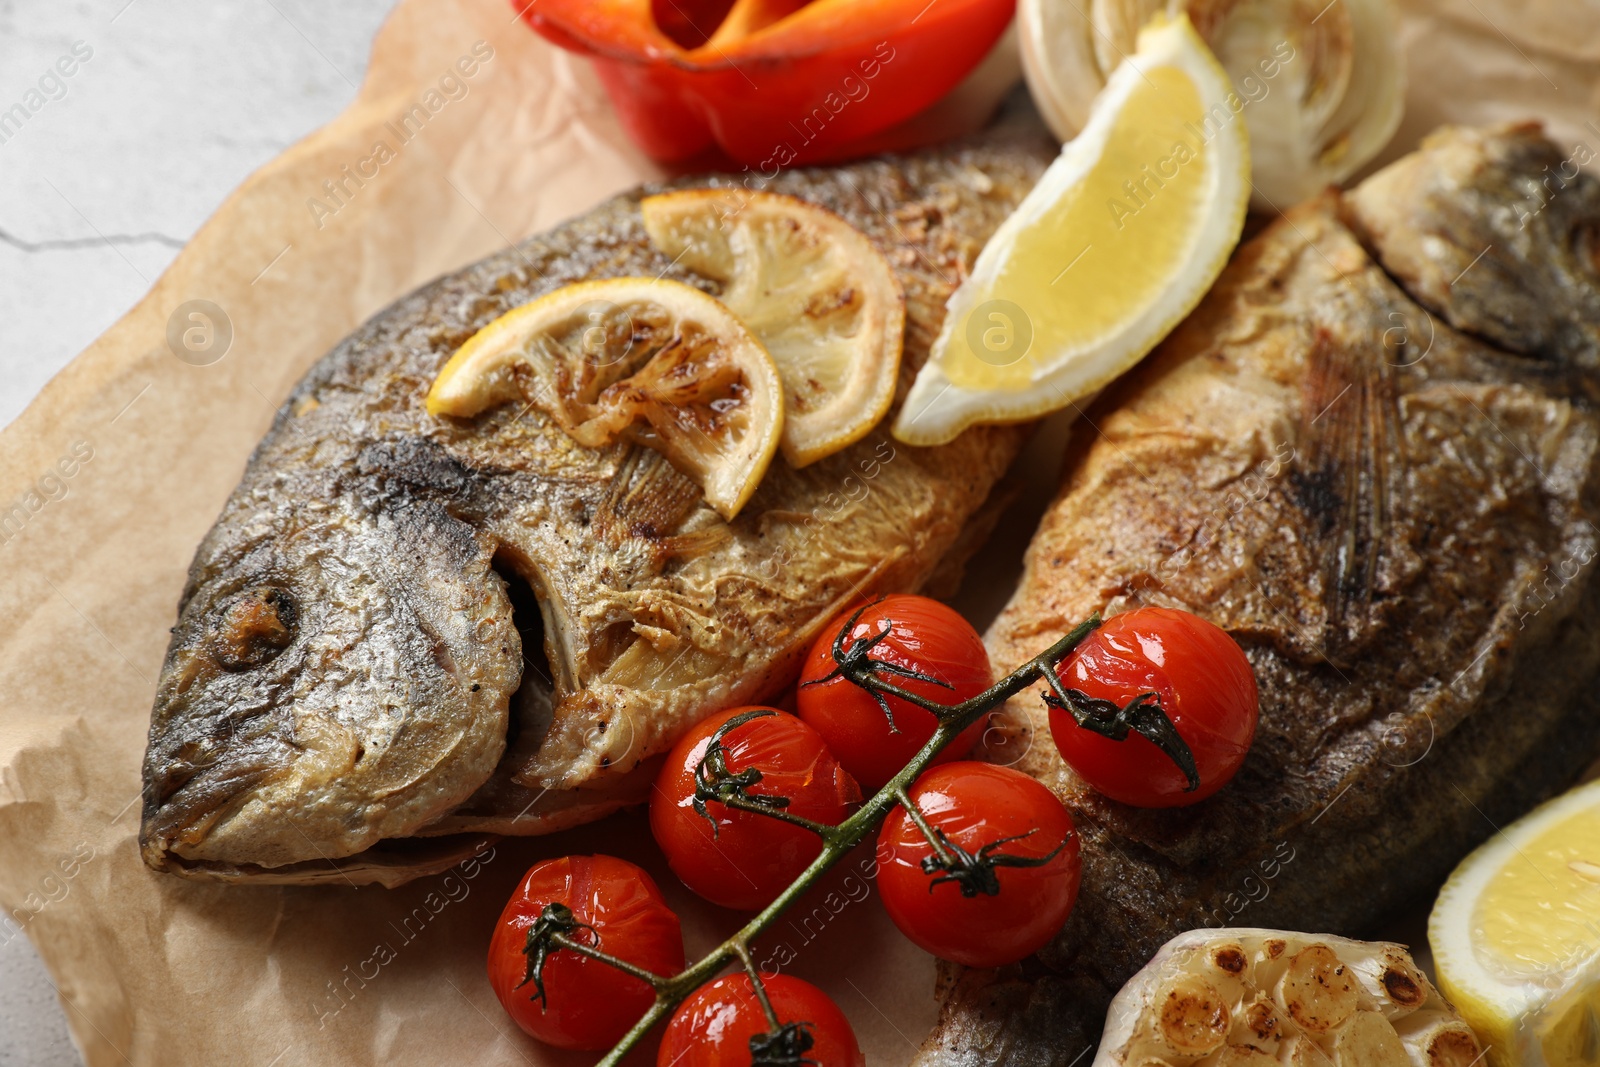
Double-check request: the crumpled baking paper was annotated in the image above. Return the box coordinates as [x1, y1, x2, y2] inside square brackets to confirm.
[0, 0, 1594, 1063]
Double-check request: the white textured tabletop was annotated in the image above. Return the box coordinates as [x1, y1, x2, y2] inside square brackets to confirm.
[0, 2, 394, 1061]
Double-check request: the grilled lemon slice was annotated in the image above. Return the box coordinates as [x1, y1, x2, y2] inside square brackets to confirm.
[427, 277, 784, 520]
[1430, 777, 1600, 1067]
[642, 189, 905, 468]
[893, 13, 1249, 445]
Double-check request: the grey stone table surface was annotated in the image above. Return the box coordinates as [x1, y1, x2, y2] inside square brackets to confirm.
[0, 2, 397, 1062]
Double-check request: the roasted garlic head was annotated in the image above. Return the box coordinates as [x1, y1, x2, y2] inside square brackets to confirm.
[1095, 930, 1486, 1067]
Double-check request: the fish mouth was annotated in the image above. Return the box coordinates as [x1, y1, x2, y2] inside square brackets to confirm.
[146, 831, 500, 888]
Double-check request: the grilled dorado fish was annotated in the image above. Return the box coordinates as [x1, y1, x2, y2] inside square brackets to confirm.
[139, 121, 1054, 885]
[918, 124, 1600, 1064]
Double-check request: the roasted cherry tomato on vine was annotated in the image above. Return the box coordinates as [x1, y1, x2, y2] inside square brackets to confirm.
[1049, 606, 1258, 807]
[877, 762, 1080, 968]
[659, 973, 865, 1067]
[651, 706, 861, 910]
[797, 594, 993, 790]
[487, 855, 684, 1050]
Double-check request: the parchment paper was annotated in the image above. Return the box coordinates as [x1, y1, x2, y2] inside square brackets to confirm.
[1, 1, 1595, 1064]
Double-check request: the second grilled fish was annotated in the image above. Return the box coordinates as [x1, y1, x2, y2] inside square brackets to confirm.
[139, 119, 1054, 885]
[918, 123, 1600, 1065]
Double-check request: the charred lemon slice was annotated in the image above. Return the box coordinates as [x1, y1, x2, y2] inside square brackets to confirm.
[427, 277, 783, 520]
[1430, 777, 1600, 1067]
[642, 189, 905, 468]
[894, 13, 1249, 445]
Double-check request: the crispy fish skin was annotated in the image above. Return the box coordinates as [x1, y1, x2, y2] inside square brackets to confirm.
[917, 125, 1600, 1065]
[139, 121, 1054, 884]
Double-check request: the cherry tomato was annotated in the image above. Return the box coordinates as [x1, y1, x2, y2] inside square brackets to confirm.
[1049, 606, 1259, 807]
[651, 706, 860, 910]
[877, 762, 1080, 968]
[797, 595, 993, 790]
[487, 855, 684, 1050]
[659, 973, 865, 1067]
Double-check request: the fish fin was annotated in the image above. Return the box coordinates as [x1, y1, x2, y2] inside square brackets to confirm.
[593, 447, 705, 550]
[1295, 327, 1407, 657]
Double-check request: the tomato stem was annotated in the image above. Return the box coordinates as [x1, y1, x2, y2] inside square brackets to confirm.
[733, 943, 783, 1030]
[1040, 672, 1201, 792]
[588, 613, 1106, 1067]
[891, 785, 959, 868]
[894, 787, 1074, 898]
[692, 707, 852, 845]
[800, 601, 955, 732]
[715, 793, 850, 845]
[736, 940, 820, 1066]
[547, 930, 674, 993]
[515, 903, 600, 1007]
[921, 829, 1073, 898]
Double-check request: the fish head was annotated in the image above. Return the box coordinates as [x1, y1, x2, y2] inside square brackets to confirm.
[140, 440, 520, 876]
[1346, 123, 1600, 369]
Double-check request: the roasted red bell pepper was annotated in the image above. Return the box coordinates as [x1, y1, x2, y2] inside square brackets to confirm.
[517, 0, 1015, 166]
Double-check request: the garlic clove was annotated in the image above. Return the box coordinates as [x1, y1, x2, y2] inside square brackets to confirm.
[1156, 974, 1235, 1057]
[1333, 1011, 1413, 1067]
[1391, 1015, 1486, 1067]
[1276, 943, 1361, 1035]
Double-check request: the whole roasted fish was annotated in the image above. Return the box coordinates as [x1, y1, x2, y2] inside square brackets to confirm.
[139, 121, 1054, 884]
[917, 123, 1600, 1064]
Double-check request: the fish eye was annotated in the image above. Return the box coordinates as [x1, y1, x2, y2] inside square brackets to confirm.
[209, 585, 299, 671]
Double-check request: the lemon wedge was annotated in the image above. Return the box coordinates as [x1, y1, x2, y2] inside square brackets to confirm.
[427, 277, 784, 520]
[893, 13, 1249, 446]
[1430, 777, 1600, 1067]
[641, 188, 905, 467]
